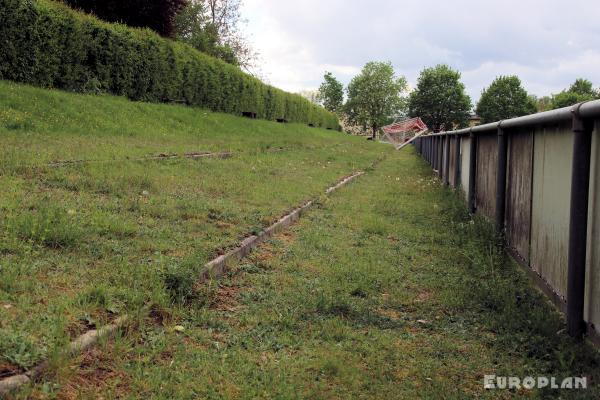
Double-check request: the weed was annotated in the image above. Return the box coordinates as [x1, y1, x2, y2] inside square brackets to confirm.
[0, 329, 45, 369]
[9, 204, 81, 249]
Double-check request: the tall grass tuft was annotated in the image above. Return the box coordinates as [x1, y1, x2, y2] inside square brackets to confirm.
[10, 205, 82, 249]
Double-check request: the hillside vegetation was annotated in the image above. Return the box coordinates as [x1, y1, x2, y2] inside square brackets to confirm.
[0, 0, 338, 129]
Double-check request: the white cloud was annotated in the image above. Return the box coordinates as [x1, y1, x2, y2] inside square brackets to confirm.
[242, 0, 600, 101]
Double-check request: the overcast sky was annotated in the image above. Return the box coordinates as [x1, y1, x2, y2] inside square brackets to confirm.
[241, 0, 600, 103]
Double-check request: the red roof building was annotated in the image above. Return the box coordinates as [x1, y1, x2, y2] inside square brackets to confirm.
[381, 117, 429, 149]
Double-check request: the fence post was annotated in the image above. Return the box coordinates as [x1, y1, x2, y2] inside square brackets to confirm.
[468, 130, 477, 214]
[496, 124, 508, 233]
[567, 104, 594, 339]
[454, 135, 461, 188]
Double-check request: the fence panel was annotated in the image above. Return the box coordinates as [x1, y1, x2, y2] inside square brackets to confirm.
[475, 133, 498, 219]
[586, 121, 600, 331]
[449, 136, 458, 187]
[531, 122, 573, 300]
[506, 128, 534, 263]
[460, 136, 471, 200]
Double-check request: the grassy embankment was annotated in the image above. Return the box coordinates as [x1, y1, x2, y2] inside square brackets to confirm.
[0, 80, 390, 386]
[2, 81, 599, 399]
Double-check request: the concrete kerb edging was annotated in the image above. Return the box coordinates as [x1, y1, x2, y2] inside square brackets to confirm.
[0, 171, 365, 396]
[47, 151, 234, 168]
[200, 171, 364, 281]
[0, 316, 128, 396]
[45, 147, 293, 168]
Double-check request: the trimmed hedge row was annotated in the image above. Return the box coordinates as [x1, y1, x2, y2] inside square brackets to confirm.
[0, 0, 339, 129]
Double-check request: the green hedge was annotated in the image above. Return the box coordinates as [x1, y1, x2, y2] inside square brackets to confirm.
[0, 0, 339, 129]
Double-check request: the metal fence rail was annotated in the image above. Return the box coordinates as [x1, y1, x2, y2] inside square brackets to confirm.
[413, 100, 600, 343]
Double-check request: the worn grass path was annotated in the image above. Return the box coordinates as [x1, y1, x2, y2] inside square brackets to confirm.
[16, 147, 600, 399]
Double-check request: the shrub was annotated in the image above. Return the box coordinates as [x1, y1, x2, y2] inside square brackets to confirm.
[0, 0, 339, 129]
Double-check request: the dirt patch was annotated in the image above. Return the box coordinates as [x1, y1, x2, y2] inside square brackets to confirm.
[253, 243, 276, 264]
[66, 319, 95, 340]
[0, 361, 22, 379]
[210, 284, 242, 312]
[277, 230, 296, 245]
[415, 290, 433, 303]
[148, 305, 171, 327]
[377, 308, 403, 321]
[57, 347, 130, 400]
[215, 221, 234, 230]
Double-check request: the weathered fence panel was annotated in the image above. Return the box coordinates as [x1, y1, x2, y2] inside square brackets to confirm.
[475, 134, 498, 219]
[449, 136, 458, 187]
[506, 128, 534, 263]
[586, 122, 600, 331]
[412, 100, 600, 343]
[530, 122, 573, 300]
[460, 136, 471, 200]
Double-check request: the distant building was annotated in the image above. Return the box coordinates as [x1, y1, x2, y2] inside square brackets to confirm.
[468, 114, 481, 127]
[381, 117, 429, 149]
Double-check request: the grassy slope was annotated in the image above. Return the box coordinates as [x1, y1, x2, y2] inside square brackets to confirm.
[0, 80, 349, 172]
[0, 81, 391, 378]
[17, 149, 600, 399]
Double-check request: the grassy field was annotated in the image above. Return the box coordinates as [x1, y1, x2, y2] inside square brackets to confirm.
[13, 147, 600, 399]
[2, 81, 600, 399]
[0, 81, 389, 386]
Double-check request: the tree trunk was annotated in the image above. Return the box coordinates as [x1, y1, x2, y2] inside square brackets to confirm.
[371, 126, 377, 140]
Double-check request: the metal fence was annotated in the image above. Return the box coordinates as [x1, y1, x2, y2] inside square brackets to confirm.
[413, 101, 600, 343]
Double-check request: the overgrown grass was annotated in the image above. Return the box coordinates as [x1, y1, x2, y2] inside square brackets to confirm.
[14, 148, 598, 398]
[8, 204, 82, 249]
[0, 80, 390, 387]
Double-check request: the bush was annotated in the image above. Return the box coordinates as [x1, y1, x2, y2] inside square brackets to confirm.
[0, 0, 339, 129]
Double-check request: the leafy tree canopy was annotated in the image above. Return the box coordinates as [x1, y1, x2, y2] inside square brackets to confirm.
[344, 62, 407, 138]
[476, 76, 536, 123]
[408, 64, 471, 132]
[551, 78, 600, 109]
[175, 2, 238, 65]
[317, 72, 344, 113]
[531, 95, 553, 112]
[174, 0, 256, 69]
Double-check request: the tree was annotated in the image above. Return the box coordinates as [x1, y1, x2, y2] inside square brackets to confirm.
[344, 62, 407, 139]
[551, 78, 600, 109]
[532, 95, 553, 112]
[177, 0, 257, 70]
[174, 1, 238, 65]
[408, 65, 472, 132]
[569, 78, 598, 97]
[64, 0, 187, 38]
[317, 72, 344, 113]
[475, 76, 536, 123]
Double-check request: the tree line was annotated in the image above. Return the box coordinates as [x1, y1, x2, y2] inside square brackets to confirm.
[315, 63, 600, 136]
